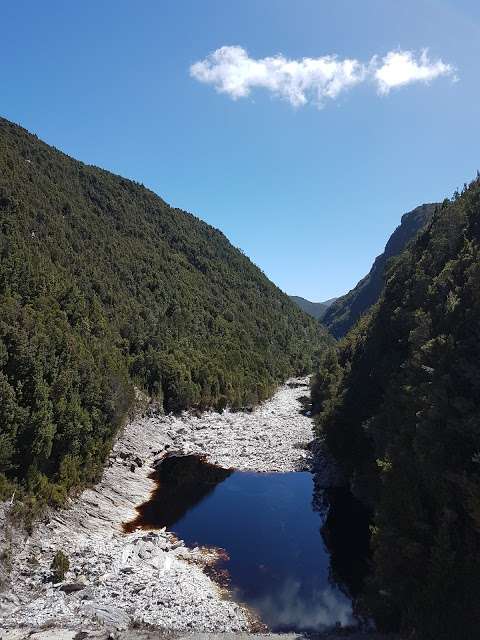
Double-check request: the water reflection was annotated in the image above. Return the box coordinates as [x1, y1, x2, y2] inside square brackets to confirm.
[246, 578, 354, 631]
[321, 487, 372, 599]
[123, 454, 369, 632]
[123, 454, 233, 532]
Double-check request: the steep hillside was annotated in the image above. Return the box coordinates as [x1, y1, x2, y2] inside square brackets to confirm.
[312, 178, 480, 639]
[289, 295, 336, 320]
[323, 203, 437, 337]
[0, 117, 328, 509]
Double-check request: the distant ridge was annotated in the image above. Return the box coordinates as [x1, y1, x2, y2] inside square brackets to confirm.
[323, 203, 438, 338]
[289, 295, 337, 321]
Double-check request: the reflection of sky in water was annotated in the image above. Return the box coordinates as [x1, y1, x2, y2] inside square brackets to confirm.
[243, 579, 353, 630]
[163, 469, 354, 632]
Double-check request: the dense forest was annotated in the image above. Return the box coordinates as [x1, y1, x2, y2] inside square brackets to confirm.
[323, 203, 436, 338]
[312, 178, 480, 638]
[0, 117, 328, 514]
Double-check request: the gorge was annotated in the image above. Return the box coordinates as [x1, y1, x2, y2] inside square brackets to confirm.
[1, 116, 479, 640]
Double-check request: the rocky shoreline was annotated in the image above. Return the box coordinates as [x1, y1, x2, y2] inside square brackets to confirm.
[0, 378, 342, 637]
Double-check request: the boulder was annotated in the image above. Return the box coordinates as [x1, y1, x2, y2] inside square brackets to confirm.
[83, 602, 130, 629]
[59, 582, 86, 593]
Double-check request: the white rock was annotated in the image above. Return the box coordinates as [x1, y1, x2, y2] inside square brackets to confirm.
[83, 603, 130, 629]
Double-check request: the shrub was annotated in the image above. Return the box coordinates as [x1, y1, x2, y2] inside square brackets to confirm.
[50, 550, 69, 582]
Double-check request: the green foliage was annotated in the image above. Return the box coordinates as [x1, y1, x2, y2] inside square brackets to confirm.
[0, 117, 328, 511]
[50, 549, 69, 582]
[310, 346, 343, 421]
[312, 179, 480, 639]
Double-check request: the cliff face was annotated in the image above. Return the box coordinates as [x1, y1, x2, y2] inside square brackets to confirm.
[323, 203, 437, 338]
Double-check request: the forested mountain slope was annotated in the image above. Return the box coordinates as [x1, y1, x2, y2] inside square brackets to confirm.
[289, 295, 336, 320]
[0, 116, 328, 509]
[323, 203, 437, 338]
[312, 178, 480, 639]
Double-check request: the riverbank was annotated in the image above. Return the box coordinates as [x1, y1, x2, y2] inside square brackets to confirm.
[0, 378, 340, 635]
[0, 630, 394, 640]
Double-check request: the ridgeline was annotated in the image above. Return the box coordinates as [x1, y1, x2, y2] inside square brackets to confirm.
[323, 203, 437, 338]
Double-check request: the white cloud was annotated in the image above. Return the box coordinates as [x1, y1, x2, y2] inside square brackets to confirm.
[190, 46, 366, 108]
[373, 49, 454, 94]
[190, 46, 455, 108]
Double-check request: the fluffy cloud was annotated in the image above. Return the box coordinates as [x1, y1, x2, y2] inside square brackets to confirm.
[373, 49, 455, 94]
[190, 46, 365, 107]
[190, 46, 455, 107]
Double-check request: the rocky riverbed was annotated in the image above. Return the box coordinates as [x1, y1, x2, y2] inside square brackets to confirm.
[0, 378, 341, 637]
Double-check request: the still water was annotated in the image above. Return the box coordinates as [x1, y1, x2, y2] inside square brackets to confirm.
[124, 455, 369, 632]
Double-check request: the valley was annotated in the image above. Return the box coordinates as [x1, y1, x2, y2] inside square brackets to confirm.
[1, 114, 479, 640]
[3, 4, 479, 637]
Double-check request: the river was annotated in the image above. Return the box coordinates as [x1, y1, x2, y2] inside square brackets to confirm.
[124, 453, 371, 632]
[2, 378, 372, 636]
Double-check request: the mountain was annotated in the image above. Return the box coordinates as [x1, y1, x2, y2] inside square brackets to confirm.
[312, 178, 480, 639]
[323, 203, 438, 338]
[289, 295, 337, 320]
[0, 117, 328, 511]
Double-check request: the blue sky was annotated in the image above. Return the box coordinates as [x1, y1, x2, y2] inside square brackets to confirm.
[2, 0, 479, 300]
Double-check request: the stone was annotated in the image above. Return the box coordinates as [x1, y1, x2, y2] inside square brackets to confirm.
[80, 586, 95, 600]
[59, 583, 86, 594]
[170, 540, 183, 550]
[83, 603, 130, 629]
[0, 592, 20, 615]
[28, 631, 78, 640]
[119, 566, 134, 574]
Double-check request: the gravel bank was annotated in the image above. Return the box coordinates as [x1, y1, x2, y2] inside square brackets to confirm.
[0, 378, 339, 635]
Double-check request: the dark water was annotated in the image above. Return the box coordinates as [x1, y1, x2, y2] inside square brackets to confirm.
[124, 455, 370, 632]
